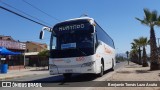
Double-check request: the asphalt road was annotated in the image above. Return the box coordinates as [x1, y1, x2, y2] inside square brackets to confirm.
[0, 61, 127, 90]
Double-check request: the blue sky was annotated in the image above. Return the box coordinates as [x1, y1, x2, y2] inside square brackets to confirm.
[0, 0, 160, 53]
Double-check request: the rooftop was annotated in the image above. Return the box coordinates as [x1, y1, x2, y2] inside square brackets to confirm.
[26, 41, 47, 49]
[0, 35, 15, 41]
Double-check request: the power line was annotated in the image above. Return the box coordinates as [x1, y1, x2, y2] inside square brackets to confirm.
[0, 1, 52, 26]
[22, 0, 60, 22]
[0, 6, 51, 28]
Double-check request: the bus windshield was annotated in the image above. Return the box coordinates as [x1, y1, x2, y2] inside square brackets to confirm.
[50, 33, 95, 58]
[59, 33, 94, 50]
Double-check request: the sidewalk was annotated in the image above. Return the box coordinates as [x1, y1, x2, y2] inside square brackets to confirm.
[91, 62, 160, 90]
[107, 62, 160, 81]
[0, 67, 49, 80]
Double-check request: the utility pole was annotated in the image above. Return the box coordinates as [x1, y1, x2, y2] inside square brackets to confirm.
[23, 52, 25, 69]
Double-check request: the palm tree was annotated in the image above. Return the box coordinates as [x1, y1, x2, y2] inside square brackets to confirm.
[130, 42, 139, 63]
[139, 37, 149, 67]
[134, 38, 142, 65]
[136, 8, 160, 70]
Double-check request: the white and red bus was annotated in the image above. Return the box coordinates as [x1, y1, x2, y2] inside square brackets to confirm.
[40, 17, 115, 78]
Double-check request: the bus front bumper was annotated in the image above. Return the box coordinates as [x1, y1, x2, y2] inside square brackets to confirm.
[49, 61, 98, 75]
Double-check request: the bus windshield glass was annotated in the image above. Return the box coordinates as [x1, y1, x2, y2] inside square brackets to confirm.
[50, 33, 95, 58]
[58, 33, 94, 50]
[50, 19, 95, 58]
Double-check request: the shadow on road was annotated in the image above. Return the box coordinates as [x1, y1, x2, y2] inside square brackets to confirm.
[30, 69, 49, 71]
[116, 70, 132, 74]
[125, 64, 141, 68]
[135, 70, 150, 74]
[25, 69, 114, 83]
[23, 69, 114, 87]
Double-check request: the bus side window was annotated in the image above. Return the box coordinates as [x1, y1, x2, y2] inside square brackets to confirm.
[95, 33, 98, 48]
[52, 36, 57, 49]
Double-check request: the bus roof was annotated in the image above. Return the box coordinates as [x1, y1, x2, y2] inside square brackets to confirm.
[58, 17, 94, 24]
[52, 17, 95, 35]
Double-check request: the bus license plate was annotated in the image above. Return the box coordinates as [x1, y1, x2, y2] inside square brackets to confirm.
[65, 69, 73, 73]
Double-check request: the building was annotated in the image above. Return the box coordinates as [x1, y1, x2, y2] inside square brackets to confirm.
[0, 35, 14, 41]
[26, 41, 47, 52]
[25, 41, 48, 67]
[0, 35, 48, 69]
[0, 35, 26, 70]
[0, 35, 26, 52]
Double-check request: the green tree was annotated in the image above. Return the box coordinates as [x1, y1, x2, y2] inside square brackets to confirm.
[134, 38, 142, 65]
[38, 50, 49, 57]
[136, 8, 160, 70]
[130, 42, 139, 63]
[139, 37, 149, 67]
[38, 50, 49, 69]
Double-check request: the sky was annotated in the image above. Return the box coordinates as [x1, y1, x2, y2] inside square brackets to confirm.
[0, 0, 160, 54]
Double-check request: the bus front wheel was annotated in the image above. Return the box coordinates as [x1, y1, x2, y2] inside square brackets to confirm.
[98, 64, 104, 77]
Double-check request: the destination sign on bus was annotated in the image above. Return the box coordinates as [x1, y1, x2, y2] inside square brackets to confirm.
[53, 21, 94, 34]
[58, 24, 85, 31]
[61, 43, 76, 50]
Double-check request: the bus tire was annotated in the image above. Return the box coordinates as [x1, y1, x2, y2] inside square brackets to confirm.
[98, 62, 104, 77]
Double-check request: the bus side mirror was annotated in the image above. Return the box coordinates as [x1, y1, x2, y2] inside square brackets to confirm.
[39, 30, 44, 39]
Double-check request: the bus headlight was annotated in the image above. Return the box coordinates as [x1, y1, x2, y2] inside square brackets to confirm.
[81, 61, 95, 67]
[49, 64, 57, 69]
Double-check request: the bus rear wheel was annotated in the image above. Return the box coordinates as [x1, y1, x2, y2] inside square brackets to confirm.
[111, 59, 114, 71]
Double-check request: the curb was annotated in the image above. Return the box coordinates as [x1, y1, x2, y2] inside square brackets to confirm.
[0, 74, 31, 81]
[0, 72, 48, 81]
